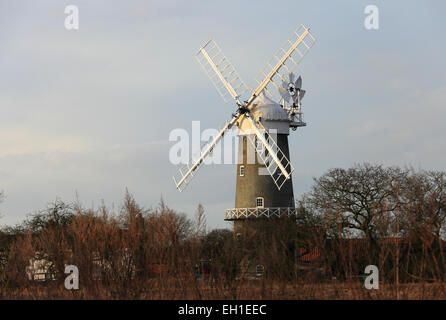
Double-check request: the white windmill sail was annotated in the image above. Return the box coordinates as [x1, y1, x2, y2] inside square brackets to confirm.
[173, 117, 238, 192]
[249, 24, 316, 104]
[173, 40, 253, 192]
[195, 39, 250, 105]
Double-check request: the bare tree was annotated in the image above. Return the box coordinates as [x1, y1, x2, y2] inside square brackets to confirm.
[400, 170, 446, 239]
[304, 163, 403, 243]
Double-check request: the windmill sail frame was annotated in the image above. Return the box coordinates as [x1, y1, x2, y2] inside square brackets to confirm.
[195, 39, 250, 105]
[249, 25, 316, 104]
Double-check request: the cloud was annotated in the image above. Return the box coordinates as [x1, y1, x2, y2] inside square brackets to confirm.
[0, 128, 89, 156]
[0, 139, 174, 224]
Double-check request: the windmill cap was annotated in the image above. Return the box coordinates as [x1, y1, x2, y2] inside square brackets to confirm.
[251, 93, 289, 122]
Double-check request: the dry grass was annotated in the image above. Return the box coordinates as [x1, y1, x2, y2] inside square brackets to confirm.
[2, 279, 446, 300]
[1, 188, 446, 300]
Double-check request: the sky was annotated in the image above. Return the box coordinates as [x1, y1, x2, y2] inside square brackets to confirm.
[0, 0, 445, 229]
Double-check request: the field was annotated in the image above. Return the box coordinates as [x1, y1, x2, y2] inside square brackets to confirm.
[2, 280, 446, 300]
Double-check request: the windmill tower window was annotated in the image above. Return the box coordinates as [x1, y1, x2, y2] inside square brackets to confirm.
[256, 197, 264, 208]
[256, 139, 264, 152]
[239, 166, 245, 176]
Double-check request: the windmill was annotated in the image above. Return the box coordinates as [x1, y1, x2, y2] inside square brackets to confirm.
[173, 25, 316, 234]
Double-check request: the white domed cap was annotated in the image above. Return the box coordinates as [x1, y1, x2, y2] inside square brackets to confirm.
[251, 92, 290, 122]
